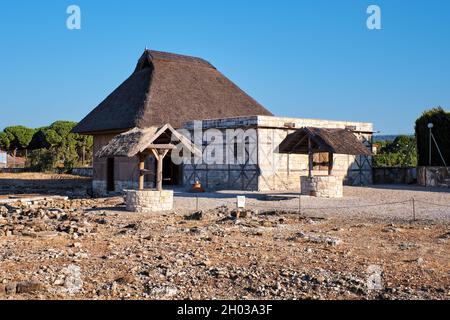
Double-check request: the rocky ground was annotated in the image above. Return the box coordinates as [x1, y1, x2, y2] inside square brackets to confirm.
[1, 190, 449, 300]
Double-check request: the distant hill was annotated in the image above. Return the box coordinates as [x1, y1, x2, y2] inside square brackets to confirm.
[374, 134, 414, 142]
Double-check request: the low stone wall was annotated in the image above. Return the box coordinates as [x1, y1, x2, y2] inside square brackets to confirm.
[417, 167, 450, 187]
[0, 168, 27, 174]
[72, 167, 93, 177]
[373, 167, 416, 184]
[125, 190, 174, 212]
[301, 175, 343, 198]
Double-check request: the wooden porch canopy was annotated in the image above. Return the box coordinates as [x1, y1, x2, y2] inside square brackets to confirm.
[95, 124, 200, 191]
[278, 127, 371, 177]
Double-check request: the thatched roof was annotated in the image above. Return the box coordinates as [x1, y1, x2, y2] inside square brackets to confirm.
[73, 50, 273, 134]
[279, 127, 372, 156]
[95, 124, 201, 158]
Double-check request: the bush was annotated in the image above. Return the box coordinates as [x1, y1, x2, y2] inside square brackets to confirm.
[415, 107, 450, 166]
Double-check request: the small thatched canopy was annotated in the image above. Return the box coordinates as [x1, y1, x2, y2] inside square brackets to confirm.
[95, 124, 200, 158]
[279, 127, 371, 156]
[72, 50, 273, 134]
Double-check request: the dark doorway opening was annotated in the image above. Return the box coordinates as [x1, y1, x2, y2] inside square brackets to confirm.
[161, 156, 181, 186]
[106, 158, 115, 192]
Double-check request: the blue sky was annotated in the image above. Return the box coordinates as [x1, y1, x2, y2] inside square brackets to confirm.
[0, 0, 449, 134]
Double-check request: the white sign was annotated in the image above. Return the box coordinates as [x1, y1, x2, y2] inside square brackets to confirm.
[0, 152, 6, 164]
[236, 196, 246, 209]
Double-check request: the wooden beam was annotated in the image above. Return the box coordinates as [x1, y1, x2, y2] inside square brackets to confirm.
[290, 134, 308, 154]
[146, 144, 176, 150]
[138, 153, 145, 190]
[328, 152, 334, 175]
[308, 137, 313, 178]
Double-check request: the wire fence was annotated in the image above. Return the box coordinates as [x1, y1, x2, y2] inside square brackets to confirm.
[188, 194, 450, 222]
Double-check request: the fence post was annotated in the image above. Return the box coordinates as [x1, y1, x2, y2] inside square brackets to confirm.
[412, 198, 416, 222]
[298, 193, 302, 215]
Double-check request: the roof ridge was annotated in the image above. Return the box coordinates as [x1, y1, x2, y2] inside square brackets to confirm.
[148, 50, 215, 69]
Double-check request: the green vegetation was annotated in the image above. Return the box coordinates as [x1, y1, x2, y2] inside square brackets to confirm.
[415, 107, 450, 166]
[0, 121, 92, 172]
[373, 135, 417, 167]
[0, 125, 36, 157]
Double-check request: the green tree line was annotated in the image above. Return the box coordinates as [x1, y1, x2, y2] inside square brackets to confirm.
[373, 135, 417, 167]
[0, 121, 93, 172]
[373, 107, 449, 168]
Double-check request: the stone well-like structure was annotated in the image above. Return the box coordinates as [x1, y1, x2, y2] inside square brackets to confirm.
[125, 190, 174, 212]
[301, 175, 343, 198]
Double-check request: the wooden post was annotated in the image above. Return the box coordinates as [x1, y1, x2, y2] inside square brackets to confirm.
[328, 152, 334, 175]
[308, 137, 313, 178]
[151, 148, 170, 192]
[156, 153, 163, 191]
[138, 153, 145, 190]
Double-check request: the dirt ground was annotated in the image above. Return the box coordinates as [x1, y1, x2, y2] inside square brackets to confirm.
[0, 174, 449, 300]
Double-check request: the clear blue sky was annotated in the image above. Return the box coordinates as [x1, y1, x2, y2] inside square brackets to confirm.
[0, 0, 449, 134]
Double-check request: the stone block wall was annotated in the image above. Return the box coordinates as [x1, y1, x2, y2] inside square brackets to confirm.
[417, 167, 450, 187]
[301, 175, 344, 198]
[125, 190, 174, 212]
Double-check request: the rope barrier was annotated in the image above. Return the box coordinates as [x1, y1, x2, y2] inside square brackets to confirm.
[414, 200, 450, 208]
[248, 200, 411, 211]
[194, 196, 450, 221]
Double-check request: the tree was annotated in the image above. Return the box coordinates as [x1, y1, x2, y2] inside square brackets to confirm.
[27, 121, 93, 172]
[373, 135, 417, 167]
[415, 107, 450, 166]
[0, 132, 10, 150]
[3, 125, 36, 155]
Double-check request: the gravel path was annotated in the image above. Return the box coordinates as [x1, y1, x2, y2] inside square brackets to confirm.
[174, 185, 450, 222]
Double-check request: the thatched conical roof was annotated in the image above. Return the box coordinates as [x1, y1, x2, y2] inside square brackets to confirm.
[72, 50, 273, 134]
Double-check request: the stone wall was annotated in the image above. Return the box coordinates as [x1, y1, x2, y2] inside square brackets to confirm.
[125, 190, 173, 212]
[72, 167, 93, 177]
[301, 175, 344, 198]
[182, 121, 259, 190]
[373, 167, 417, 184]
[417, 167, 450, 187]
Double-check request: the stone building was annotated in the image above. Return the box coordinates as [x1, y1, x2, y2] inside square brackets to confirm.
[182, 116, 373, 192]
[73, 50, 373, 196]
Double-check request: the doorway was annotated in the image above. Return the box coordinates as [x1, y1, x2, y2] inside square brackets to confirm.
[106, 158, 115, 192]
[161, 156, 181, 186]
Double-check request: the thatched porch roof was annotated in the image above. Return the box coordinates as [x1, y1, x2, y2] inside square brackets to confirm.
[279, 127, 372, 155]
[95, 124, 201, 158]
[73, 50, 273, 134]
